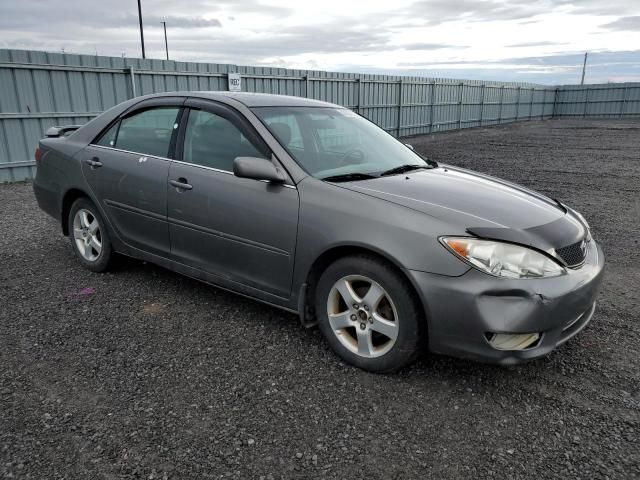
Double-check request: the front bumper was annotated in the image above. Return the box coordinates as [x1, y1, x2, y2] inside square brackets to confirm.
[409, 239, 605, 365]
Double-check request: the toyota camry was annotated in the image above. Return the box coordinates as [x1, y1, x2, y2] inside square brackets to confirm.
[33, 92, 605, 372]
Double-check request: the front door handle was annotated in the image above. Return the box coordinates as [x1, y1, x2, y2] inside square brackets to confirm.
[85, 157, 102, 168]
[169, 178, 193, 191]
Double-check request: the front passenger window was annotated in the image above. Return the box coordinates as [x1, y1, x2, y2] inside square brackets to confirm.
[182, 109, 267, 171]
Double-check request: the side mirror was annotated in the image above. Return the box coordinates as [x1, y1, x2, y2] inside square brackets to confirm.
[404, 143, 414, 150]
[233, 156, 286, 183]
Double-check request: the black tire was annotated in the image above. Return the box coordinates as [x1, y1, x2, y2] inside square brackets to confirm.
[67, 197, 113, 272]
[315, 254, 425, 373]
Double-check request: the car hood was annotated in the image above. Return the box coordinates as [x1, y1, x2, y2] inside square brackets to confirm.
[336, 165, 586, 251]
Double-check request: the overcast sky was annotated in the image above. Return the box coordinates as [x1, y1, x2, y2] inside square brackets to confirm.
[1, 0, 638, 84]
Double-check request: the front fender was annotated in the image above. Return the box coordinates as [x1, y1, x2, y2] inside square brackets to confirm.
[290, 177, 470, 310]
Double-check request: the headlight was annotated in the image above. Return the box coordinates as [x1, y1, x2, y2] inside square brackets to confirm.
[441, 237, 566, 279]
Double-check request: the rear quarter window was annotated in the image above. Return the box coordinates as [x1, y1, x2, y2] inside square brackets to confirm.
[95, 122, 119, 147]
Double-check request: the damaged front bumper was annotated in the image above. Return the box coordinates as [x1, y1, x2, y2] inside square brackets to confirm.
[409, 239, 605, 365]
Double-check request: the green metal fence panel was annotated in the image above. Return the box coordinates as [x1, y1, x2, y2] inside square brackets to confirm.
[554, 83, 640, 118]
[2, 48, 636, 182]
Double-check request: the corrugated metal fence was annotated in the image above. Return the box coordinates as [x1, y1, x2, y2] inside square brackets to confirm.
[554, 83, 640, 118]
[0, 49, 638, 182]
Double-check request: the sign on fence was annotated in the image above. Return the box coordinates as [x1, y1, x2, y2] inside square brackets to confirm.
[228, 73, 242, 92]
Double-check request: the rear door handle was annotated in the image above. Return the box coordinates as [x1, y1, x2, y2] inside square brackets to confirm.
[169, 178, 193, 191]
[85, 157, 102, 168]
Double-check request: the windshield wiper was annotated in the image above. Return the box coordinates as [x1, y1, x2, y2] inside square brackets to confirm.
[379, 164, 429, 177]
[416, 153, 438, 168]
[321, 172, 378, 182]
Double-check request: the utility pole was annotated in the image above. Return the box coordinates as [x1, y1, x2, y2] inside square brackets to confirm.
[580, 52, 588, 85]
[161, 21, 169, 60]
[137, 0, 146, 59]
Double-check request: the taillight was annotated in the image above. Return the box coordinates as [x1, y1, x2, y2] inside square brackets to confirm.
[35, 147, 42, 163]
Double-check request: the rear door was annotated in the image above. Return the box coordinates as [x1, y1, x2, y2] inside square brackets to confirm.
[167, 99, 299, 298]
[82, 97, 183, 257]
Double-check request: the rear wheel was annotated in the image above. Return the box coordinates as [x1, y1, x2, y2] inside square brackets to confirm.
[315, 255, 425, 372]
[68, 198, 113, 272]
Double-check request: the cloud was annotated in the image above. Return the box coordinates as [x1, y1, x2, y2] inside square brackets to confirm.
[399, 0, 640, 27]
[392, 49, 640, 84]
[0, 0, 222, 30]
[506, 41, 569, 48]
[600, 16, 640, 32]
[164, 25, 391, 61]
[0, 0, 639, 84]
[551, 0, 639, 16]
[501, 50, 640, 67]
[144, 16, 222, 29]
[404, 0, 540, 25]
[215, 0, 292, 16]
[398, 50, 640, 67]
[396, 42, 467, 50]
[0, 0, 281, 30]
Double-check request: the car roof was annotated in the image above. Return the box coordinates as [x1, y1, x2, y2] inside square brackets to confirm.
[154, 91, 342, 108]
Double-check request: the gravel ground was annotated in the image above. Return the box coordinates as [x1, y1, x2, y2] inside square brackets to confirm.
[1, 118, 639, 479]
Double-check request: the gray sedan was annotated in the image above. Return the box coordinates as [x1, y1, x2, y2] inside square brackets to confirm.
[33, 92, 604, 372]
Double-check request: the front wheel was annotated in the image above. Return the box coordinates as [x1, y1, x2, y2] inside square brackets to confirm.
[68, 197, 113, 272]
[315, 255, 425, 373]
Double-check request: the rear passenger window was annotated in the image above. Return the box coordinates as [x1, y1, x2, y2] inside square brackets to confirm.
[182, 109, 267, 171]
[115, 107, 179, 158]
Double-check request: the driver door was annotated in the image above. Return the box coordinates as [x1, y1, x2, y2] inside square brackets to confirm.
[167, 99, 299, 299]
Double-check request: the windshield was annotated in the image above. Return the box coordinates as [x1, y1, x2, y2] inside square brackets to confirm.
[252, 106, 431, 180]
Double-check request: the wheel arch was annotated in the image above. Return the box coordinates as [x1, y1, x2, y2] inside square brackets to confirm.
[60, 188, 93, 235]
[298, 244, 430, 335]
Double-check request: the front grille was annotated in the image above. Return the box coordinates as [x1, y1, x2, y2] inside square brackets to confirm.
[556, 240, 587, 267]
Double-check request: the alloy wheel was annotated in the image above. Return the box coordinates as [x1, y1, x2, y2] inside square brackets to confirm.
[326, 275, 399, 358]
[72, 209, 102, 262]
